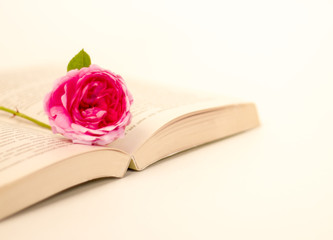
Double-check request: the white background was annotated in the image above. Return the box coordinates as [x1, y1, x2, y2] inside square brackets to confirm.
[1, 0, 333, 239]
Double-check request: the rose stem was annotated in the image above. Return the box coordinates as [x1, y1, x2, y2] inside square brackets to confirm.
[0, 106, 51, 130]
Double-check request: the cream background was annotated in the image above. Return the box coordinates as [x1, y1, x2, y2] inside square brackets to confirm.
[1, 0, 333, 239]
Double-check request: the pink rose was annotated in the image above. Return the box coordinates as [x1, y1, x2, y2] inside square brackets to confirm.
[44, 65, 133, 145]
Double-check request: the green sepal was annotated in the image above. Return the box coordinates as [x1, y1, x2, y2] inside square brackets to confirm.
[67, 49, 91, 72]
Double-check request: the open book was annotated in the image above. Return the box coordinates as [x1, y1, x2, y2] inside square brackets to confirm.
[0, 67, 260, 220]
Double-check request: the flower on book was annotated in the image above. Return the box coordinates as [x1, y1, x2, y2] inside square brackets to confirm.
[44, 50, 133, 145]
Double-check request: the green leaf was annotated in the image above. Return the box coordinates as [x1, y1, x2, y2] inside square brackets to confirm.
[67, 49, 91, 71]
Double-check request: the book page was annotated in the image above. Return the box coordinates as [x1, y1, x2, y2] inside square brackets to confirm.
[0, 121, 70, 173]
[0, 67, 242, 155]
[0, 67, 61, 123]
[109, 80, 242, 153]
[0, 119, 109, 187]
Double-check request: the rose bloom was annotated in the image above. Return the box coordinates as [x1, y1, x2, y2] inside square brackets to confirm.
[44, 65, 133, 145]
